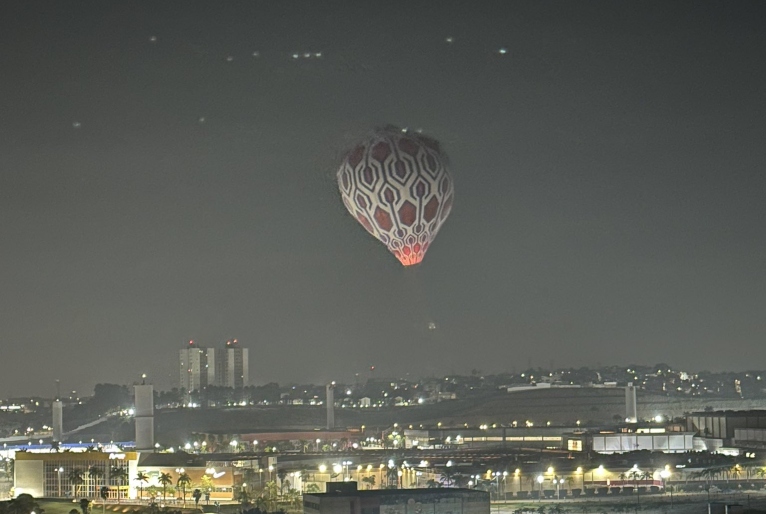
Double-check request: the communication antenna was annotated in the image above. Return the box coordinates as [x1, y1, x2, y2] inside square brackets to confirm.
[55, 379, 61, 401]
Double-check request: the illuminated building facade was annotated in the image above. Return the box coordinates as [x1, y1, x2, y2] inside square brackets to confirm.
[14, 451, 137, 499]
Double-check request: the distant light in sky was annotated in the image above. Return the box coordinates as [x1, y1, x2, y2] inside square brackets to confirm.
[445, 37, 454, 43]
[292, 54, 299, 59]
[149, 36, 157, 43]
[314, 52, 322, 58]
[226, 56, 234, 62]
[198, 117, 206, 124]
[72, 121, 81, 129]
[252, 51, 260, 57]
[498, 48, 508, 55]
[303, 53, 311, 58]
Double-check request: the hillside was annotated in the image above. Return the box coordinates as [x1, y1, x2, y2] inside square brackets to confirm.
[66, 388, 766, 444]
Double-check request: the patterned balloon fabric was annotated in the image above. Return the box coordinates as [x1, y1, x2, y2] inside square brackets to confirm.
[337, 127, 454, 266]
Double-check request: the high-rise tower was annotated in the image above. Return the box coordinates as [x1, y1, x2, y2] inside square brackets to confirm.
[179, 340, 215, 391]
[225, 339, 248, 388]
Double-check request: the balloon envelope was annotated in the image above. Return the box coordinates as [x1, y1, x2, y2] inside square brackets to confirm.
[337, 127, 454, 266]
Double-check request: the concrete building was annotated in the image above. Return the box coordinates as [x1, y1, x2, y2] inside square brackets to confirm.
[326, 382, 335, 430]
[625, 383, 638, 423]
[180, 339, 250, 390]
[687, 410, 766, 444]
[303, 482, 489, 514]
[51, 400, 63, 442]
[134, 382, 154, 451]
[136, 452, 235, 501]
[403, 427, 569, 450]
[179, 341, 215, 392]
[564, 431, 695, 454]
[13, 450, 236, 501]
[14, 450, 138, 499]
[219, 340, 249, 388]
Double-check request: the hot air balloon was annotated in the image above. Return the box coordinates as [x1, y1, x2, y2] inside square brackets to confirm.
[337, 127, 454, 266]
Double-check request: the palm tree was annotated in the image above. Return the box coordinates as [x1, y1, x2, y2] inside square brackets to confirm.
[135, 472, 149, 502]
[176, 472, 192, 505]
[68, 469, 85, 497]
[88, 466, 104, 498]
[158, 473, 172, 502]
[262, 481, 278, 512]
[640, 471, 652, 489]
[362, 475, 376, 490]
[237, 488, 252, 506]
[243, 468, 257, 492]
[110, 467, 128, 503]
[441, 468, 455, 487]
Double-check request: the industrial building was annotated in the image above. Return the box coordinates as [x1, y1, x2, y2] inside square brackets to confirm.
[303, 482, 489, 514]
[563, 430, 695, 454]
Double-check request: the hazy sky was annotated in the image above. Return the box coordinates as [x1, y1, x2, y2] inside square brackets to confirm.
[2, 1, 765, 396]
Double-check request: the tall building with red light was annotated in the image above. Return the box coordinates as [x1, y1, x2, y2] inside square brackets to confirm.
[217, 339, 249, 389]
[179, 340, 215, 392]
[179, 339, 249, 391]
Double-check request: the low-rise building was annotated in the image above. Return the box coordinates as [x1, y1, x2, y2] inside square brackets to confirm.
[303, 482, 489, 514]
[14, 450, 137, 499]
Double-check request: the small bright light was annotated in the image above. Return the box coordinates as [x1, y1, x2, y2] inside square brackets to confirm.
[318, 464, 327, 472]
[547, 467, 554, 474]
[333, 464, 342, 473]
[654, 415, 664, 423]
[537, 475, 544, 483]
[498, 48, 508, 55]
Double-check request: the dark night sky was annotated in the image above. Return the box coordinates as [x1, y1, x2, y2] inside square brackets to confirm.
[1, 1, 765, 396]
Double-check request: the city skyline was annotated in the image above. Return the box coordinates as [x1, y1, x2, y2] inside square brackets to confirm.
[1, 1, 765, 396]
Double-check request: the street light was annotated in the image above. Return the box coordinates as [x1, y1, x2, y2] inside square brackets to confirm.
[536, 475, 544, 502]
[57, 467, 63, 497]
[660, 468, 672, 506]
[342, 461, 353, 481]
